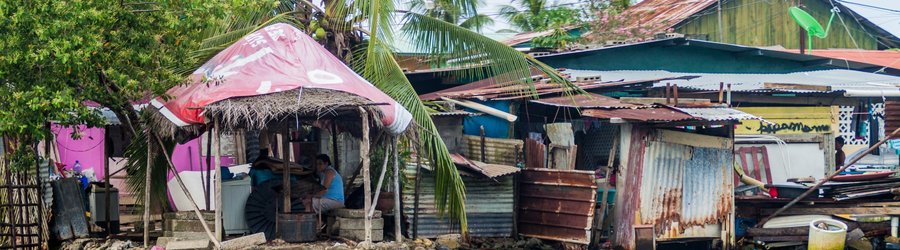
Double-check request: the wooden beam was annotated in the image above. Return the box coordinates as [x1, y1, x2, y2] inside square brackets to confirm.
[214, 119, 223, 242]
[359, 107, 372, 243]
[763, 82, 831, 92]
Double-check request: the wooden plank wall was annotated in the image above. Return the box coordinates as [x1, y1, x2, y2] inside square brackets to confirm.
[676, 0, 878, 49]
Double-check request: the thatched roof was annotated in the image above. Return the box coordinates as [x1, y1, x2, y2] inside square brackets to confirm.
[149, 88, 389, 139]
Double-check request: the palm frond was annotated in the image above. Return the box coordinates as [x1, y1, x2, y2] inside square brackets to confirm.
[401, 13, 581, 98]
[356, 0, 471, 232]
[123, 113, 177, 210]
[459, 14, 494, 32]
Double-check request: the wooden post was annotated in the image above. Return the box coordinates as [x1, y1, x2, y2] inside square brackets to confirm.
[214, 119, 223, 242]
[480, 125, 486, 162]
[392, 137, 402, 242]
[153, 135, 221, 248]
[143, 129, 152, 248]
[282, 128, 291, 214]
[665, 83, 671, 104]
[673, 84, 679, 106]
[718, 82, 725, 104]
[593, 136, 618, 246]
[359, 107, 372, 243]
[332, 122, 340, 172]
[104, 126, 111, 236]
[205, 130, 212, 211]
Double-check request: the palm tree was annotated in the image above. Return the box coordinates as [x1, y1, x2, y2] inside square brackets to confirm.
[408, 0, 495, 32]
[499, 0, 583, 32]
[126, 0, 578, 234]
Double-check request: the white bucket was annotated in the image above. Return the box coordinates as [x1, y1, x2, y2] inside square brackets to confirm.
[808, 219, 847, 250]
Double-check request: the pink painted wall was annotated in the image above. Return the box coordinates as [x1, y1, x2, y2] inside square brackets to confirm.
[53, 125, 236, 181]
[53, 125, 108, 178]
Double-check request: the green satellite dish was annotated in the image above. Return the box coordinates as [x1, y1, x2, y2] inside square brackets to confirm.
[789, 6, 836, 54]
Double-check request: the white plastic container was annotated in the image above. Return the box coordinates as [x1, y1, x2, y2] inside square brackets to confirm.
[808, 219, 847, 250]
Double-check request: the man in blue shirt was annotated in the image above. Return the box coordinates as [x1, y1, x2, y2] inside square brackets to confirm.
[310, 154, 344, 214]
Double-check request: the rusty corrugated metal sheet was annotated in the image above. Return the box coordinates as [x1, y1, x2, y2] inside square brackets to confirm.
[529, 93, 641, 109]
[886, 101, 900, 138]
[638, 141, 733, 239]
[613, 127, 734, 250]
[614, 126, 650, 250]
[403, 163, 515, 238]
[450, 153, 520, 179]
[463, 135, 523, 166]
[518, 168, 597, 245]
[620, 0, 717, 32]
[582, 107, 695, 122]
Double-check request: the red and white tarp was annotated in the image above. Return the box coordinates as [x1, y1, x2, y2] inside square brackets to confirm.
[151, 23, 412, 134]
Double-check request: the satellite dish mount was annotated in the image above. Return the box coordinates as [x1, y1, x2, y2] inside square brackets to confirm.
[789, 6, 838, 54]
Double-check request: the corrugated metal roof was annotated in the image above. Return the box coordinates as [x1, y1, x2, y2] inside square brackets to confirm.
[619, 0, 717, 32]
[564, 69, 900, 96]
[674, 107, 762, 121]
[784, 49, 900, 71]
[429, 111, 478, 117]
[581, 107, 695, 122]
[529, 93, 641, 108]
[449, 153, 520, 179]
[835, 0, 900, 40]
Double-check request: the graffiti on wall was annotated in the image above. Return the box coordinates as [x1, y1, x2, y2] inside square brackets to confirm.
[736, 107, 834, 135]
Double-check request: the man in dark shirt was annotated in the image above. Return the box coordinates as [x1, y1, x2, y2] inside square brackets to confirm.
[835, 137, 846, 171]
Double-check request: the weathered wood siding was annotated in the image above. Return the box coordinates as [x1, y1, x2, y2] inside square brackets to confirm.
[676, 0, 877, 49]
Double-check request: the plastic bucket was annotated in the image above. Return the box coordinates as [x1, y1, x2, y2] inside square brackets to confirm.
[808, 219, 847, 250]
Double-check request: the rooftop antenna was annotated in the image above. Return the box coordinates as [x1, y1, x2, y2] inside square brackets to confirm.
[789, 6, 838, 54]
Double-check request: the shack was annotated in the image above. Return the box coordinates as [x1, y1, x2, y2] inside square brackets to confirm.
[146, 23, 413, 248]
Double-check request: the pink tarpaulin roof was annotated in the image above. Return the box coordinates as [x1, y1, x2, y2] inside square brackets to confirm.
[151, 23, 412, 134]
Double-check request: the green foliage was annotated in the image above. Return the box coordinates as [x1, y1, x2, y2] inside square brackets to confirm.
[408, 0, 494, 32]
[500, 1, 585, 32]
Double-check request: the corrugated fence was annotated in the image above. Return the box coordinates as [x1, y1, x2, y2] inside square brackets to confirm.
[463, 135, 523, 166]
[402, 163, 515, 238]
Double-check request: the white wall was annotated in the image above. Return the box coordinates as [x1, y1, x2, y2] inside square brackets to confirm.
[736, 143, 826, 183]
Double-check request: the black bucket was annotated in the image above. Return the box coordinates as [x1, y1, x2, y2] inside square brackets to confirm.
[278, 213, 317, 242]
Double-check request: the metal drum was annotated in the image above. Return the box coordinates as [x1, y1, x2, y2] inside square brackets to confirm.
[278, 213, 317, 242]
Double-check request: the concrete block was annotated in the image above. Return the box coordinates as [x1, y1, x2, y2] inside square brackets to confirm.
[332, 208, 380, 219]
[165, 239, 211, 250]
[339, 229, 383, 242]
[172, 231, 211, 240]
[336, 217, 384, 230]
[164, 211, 215, 221]
[221, 233, 266, 250]
[436, 234, 462, 249]
[165, 219, 215, 233]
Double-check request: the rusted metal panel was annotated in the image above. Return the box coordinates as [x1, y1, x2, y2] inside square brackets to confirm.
[620, 0, 717, 32]
[529, 93, 640, 109]
[450, 153, 520, 179]
[613, 126, 650, 250]
[518, 168, 597, 244]
[463, 135, 523, 166]
[582, 107, 695, 122]
[613, 127, 734, 249]
[403, 163, 515, 238]
[886, 101, 900, 138]
[639, 141, 733, 240]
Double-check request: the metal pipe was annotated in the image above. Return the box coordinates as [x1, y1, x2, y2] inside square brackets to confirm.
[673, 84, 680, 106]
[665, 83, 671, 104]
[758, 126, 900, 226]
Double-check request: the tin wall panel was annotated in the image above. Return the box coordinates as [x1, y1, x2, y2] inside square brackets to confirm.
[518, 168, 597, 244]
[463, 135, 524, 166]
[403, 163, 515, 238]
[613, 127, 733, 250]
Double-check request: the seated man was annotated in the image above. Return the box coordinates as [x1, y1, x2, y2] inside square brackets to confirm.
[311, 154, 344, 214]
